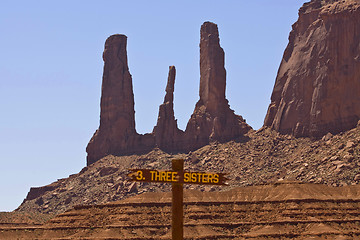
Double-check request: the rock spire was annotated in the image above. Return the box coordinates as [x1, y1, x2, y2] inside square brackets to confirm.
[86, 35, 155, 165]
[184, 22, 251, 150]
[86, 35, 138, 165]
[153, 66, 184, 150]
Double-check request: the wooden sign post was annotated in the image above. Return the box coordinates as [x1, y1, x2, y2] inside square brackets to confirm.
[128, 159, 228, 240]
[172, 159, 183, 240]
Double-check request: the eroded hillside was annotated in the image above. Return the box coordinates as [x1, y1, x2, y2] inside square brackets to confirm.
[16, 123, 360, 217]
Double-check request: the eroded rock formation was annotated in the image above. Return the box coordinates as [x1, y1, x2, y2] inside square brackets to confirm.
[264, 0, 360, 138]
[184, 22, 251, 150]
[86, 35, 154, 165]
[153, 66, 184, 150]
[87, 22, 251, 165]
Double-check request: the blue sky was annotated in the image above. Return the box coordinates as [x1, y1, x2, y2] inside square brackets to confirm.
[0, 1, 305, 211]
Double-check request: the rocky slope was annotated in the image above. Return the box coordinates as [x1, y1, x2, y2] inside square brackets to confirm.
[87, 21, 250, 165]
[16, 122, 360, 216]
[264, 0, 360, 138]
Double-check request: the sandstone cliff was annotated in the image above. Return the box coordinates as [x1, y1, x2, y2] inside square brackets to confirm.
[264, 0, 360, 138]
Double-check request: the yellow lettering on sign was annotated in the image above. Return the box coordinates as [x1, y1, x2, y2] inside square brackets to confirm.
[197, 173, 202, 182]
[156, 171, 162, 181]
[160, 171, 166, 181]
[191, 173, 197, 182]
[136, 170, 144, 181]
[171, 172, 177, 182]
[184, 172, 190, 183]
[148, 171, 180, 182]
[208, 173, 214, 183]
[150, 171, 156, 181]
[213, 174, 219, 183]
[131, 169, 224, 184]
[166, 172, 171, 182]
[202, 173, 208, 183]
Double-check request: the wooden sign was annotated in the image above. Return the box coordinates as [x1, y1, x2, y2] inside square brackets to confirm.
[128, 159, 228, 240]
[128, 169, 228, 185]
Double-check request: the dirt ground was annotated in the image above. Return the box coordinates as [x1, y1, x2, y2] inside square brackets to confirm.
[2, 181, 360, 239]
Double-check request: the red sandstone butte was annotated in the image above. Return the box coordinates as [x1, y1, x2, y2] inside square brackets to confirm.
[264, 0, 360, 138]
[184, 22, 251, 150]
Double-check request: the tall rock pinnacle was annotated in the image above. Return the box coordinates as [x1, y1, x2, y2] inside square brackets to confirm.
[153, 66, 184, 150]
[185, 22, 251, 150]
[86, 35, 138, 165]
[264, 0, 360, 138]
[199, 22, 227, 112]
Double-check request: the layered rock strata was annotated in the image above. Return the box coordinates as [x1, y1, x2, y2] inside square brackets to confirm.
[184, 22, 251, 150]
[87, 22, 250, 165]
[264, 0, 360, 138]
